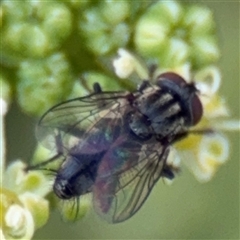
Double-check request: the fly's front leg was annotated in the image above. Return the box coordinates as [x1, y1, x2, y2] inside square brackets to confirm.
[148, 63, 158, 81]
[26, 132, 64, 171]
[138, 80, 151, 93]
[161, 128, 215, 179]
[166, 126, 215, 145]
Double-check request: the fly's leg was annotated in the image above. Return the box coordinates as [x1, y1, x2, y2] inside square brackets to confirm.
[148, 63, 158, 81]
[175, 128, 214, 143]
[188, 128, 215, 135]
[138, 80, 151, 93]
[165, 128, 215, 145]
[26, 132, 64, 171]
[161, 166, 175, 179]
[92, 82, 110, 113]
[26, 153, 62, 171]
[93, 82, 102, 93]
[159, 128, 215, 178]
[161, 128, 214, 179]
[138, 63, 158, 92]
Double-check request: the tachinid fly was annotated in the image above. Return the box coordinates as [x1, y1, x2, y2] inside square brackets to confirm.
[29, 72, 203, 223]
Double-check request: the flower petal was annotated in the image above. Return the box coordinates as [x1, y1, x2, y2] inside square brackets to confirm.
[4, 204, 34, 240]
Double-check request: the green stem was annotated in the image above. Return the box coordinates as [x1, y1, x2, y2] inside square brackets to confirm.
[0, 98, 7, 178]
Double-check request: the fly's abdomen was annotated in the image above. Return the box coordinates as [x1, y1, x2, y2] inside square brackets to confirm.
[53, 151, 105, 199]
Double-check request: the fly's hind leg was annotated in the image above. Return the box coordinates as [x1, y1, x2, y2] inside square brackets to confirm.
[161, 166, 175, 180]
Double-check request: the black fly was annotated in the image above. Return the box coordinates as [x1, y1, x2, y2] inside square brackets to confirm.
[28, 72, 203, 223]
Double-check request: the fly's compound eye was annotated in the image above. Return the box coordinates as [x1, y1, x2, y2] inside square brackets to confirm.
[156, 72, 203, 126]
[157, 72, 187, 87]
[189, 91, 203, 126]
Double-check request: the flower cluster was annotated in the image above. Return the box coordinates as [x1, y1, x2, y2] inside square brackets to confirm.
[134, 1, 219, 69]
[1, 0, 239, 239]
[1, 0, 144, 117]
[0, 160, 50, 240]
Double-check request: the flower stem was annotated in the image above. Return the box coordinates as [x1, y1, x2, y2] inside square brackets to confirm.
[0, 98, 8, 177]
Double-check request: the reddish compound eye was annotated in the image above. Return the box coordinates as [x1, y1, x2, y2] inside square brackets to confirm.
[190, 92, 203, 126]
[156, 72, 203, 126]
[157, 72, 187, 87]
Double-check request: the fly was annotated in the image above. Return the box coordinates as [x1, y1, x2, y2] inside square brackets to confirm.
[27, 72, 203, 223]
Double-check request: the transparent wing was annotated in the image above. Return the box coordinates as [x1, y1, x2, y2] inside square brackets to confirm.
[93, 138, 170, 223]
[36, 91, 129, 153]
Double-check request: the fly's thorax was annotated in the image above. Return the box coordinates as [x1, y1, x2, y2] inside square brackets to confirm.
[129, 72, 203, 140]
[127, 110, 152, 140]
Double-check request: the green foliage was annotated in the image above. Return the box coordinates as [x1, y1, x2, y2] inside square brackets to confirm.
[1, 0, 219, 116]
[16, 52, 73, 115]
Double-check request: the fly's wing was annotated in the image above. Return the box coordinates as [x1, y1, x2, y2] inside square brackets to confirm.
[37, 91, 129, 154]
[93, 138, 170, 223]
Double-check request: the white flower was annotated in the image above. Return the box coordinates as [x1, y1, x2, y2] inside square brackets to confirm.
[1, 161, 50, 240]
[113, 48, 148, 79]
[4, 204, 34, 239]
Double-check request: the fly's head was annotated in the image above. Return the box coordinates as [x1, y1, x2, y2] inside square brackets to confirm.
[53, 176, 73, 200]
[156, 72, 203, 127]
[129, 72, 203, 141]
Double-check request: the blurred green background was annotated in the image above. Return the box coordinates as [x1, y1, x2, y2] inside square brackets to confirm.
[4, 1, 239, 239]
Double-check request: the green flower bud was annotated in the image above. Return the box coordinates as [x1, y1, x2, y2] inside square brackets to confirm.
[80, 1, 130, 55]
[19, 193, 49, 230]
[134, 1, 183, 58]
[191, 35, 220, 68]
[1, 1, 26, 23]
[17, 52, 73, 116]
[161, 37, 190, 67]
[59, 195, 91, 222]
[134, 1, 220, 69]
[4, 23, 49, 58]
[2, 1, 72, 58]
[83, 72, 120, 92]
[184, 5, 215, 35]
[135, 17, 168, 57]
[101, 1, 130, 25]
[38, 2, 72, 49]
